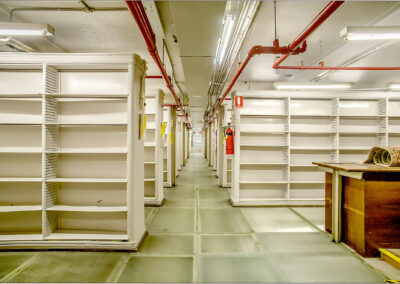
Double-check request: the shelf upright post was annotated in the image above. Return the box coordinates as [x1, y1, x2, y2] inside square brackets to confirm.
[378, 98, 388, 147]
[231, 97, 240, 204]
[163, 107, 172, 188]
[332, 98, 339, 162]
[127, 57, 146, 243]
[217, 107, 224, 186]
[285, 97, 291, 200]
[42, 64, 59, 239]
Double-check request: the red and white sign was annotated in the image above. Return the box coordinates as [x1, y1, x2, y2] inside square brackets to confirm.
[235, 96, 243, 108]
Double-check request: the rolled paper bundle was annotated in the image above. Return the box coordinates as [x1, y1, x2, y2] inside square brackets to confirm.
[364, 146, 400, 167]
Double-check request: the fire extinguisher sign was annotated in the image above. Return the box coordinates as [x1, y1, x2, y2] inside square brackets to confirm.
[235, 96, 243, 108]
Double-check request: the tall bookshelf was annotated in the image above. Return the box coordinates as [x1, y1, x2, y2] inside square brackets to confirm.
[0, 53, 146, 250]
[163, 107, 172, 188]
[222, 102, 233, 187]
[231, 91, 400, 206]
[144, 90, 164, 206]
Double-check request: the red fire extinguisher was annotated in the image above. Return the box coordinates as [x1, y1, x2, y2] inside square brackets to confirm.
[225, 125, 234, 155]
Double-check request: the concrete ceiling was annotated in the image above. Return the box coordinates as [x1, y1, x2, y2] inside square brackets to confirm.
[161, 1, 226, 131]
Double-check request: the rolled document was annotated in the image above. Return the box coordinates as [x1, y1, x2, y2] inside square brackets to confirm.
[364, 146, 400, 167]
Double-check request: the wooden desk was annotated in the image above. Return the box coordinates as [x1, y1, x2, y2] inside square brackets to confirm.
[313, 162, 400, 257]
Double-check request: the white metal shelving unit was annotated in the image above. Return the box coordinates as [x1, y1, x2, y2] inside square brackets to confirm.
[162, 107, 172, 188]
[144, 90, 164, 206]
[219, 100, 232, 188]
[0, 53, 147, 250]
[231, 91, 400, 206]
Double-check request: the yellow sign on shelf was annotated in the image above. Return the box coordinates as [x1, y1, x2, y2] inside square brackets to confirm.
[161, 122, 166, 138]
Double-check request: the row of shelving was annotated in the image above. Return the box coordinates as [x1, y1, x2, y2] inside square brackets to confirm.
[229, 93, 400, 206]
[143, 90, 164, 206]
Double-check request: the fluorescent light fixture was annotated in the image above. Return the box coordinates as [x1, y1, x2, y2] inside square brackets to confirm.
[388, 83, 400, 91]
[340, 26, 400, 40]
[274, 82, 353, 90]
[0, 22, 54, 36]
[217, 14, 235, 64]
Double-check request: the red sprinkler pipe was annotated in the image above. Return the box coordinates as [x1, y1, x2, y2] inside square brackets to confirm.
[208, 39, 307, 119]
[146, 75, 172, 80]
[275, 65, 400, 71]
[273, 1, 344, 69]
[126, 1, 184, 113]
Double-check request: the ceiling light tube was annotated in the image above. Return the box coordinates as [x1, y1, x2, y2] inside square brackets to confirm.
[0, 22, 54, 36]
[388, 83, 400, 91]
[217, 15, 235, 64]
[274, 82, 353, 90]
[340, 26, 400, 40]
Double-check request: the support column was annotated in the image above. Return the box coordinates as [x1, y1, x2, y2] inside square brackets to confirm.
[171, 107, 177, 186]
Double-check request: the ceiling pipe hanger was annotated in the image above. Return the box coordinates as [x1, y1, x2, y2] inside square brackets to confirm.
[125, 1, 187, 120]
[203, 1, 344, 130]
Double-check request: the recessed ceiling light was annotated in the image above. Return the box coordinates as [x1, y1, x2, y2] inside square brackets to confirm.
[340, 26, 400, 40]
[273, 82, 353, 90]
[388, 83, 400, 91]
[0, 22, 55, 36]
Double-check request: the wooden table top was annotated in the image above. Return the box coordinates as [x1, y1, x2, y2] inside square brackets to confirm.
[312, 162, 400, 172]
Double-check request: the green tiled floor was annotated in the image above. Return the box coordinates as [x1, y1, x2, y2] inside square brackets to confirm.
[118, 256, 193, 283]
[0, 152, 386, 283]
[200, 235, 259, 253]
[9, 252, 122, 283]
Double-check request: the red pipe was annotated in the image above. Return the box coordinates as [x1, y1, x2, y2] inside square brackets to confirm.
[275, 65, 400, 71]
[208, 40, 307, 119]
[205, 1, 344, 125]
[126, 1, 184, 113]
[146, 75, 172, 80]
[273, 1, 344, 69]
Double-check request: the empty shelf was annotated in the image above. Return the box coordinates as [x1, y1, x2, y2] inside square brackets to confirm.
[241, 114, 287, 118]
[45, 230, 128, 240]
[290, 131, 334, 134]
[46, 149, 127, 154]
[240, 130, 288, 134]
[291, 146, 333, 150]
[144, 162, 156, 164]
[0, 94, 42, 98]
[240, 144, 287, 148]
[290, 181, 325, 184]
[240, 181, 287, 184]
[240, 162, 287, 166]
[0, 233, 43, 241]
[0, 205, 42, 212]
[291, 114, 332, 118]
[144, 142, 156, 147]
[45, 122, 127, 126]
[339, 147, 371, 151]
[44, 93, 128, 99]
[144, 178, 155, 182]
[46, 178, 127, 183]
[46, 205, 127, 212]
[0, 178, 42, 182]
[0, 122, 42, 125]
[290, 164, 318, 167]
[0, 147, 42, 153]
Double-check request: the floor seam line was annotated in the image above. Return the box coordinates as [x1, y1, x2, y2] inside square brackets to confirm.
[0, 253, 42, 283]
